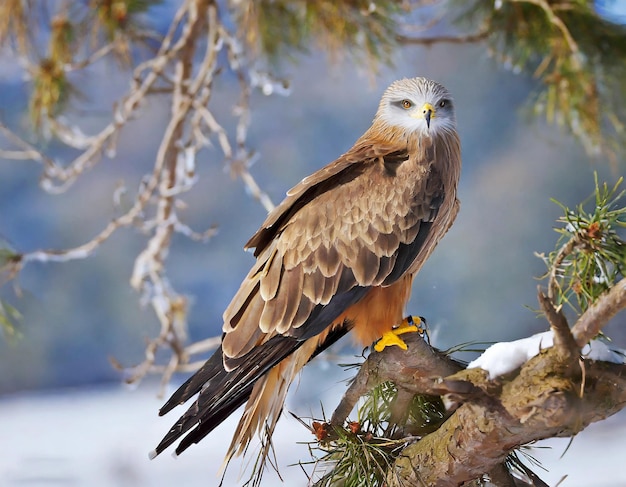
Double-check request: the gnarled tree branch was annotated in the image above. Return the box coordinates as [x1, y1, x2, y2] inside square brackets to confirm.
[326, 267, 626, 486]
[325, 329, 626, 487]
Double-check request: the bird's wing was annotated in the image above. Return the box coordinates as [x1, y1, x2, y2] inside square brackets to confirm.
[220, 135, 448, 363]
[153, 134, 457, 460]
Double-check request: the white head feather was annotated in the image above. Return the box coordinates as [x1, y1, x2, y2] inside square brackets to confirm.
[375, 77, 456, 137]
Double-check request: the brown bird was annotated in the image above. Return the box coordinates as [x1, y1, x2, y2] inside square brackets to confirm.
[150, 77, 461, 475]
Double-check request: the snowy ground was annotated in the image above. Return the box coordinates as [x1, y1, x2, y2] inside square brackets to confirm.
[2, 384, 626, 487]
[0, 384, 311, 487]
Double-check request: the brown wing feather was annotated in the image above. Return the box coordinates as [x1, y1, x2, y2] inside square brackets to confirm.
[221, 132, 455, 362]
[244, 140, 404, 255]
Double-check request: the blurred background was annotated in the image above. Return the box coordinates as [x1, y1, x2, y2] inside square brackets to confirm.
[0, 1, 625, 486]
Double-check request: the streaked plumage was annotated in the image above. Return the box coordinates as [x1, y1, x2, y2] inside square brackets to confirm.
[151, 77, 461, 478]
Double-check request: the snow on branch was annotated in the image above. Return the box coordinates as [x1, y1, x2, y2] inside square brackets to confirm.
[468, 330, 625, 380]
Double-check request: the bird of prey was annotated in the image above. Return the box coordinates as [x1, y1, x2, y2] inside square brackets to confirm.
[150, 77, 461, 475]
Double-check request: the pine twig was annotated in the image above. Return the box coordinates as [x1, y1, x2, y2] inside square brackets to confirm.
[572, 277, 626, 347]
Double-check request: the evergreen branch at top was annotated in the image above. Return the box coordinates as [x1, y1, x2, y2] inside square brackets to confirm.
[538, 173, 626, 316]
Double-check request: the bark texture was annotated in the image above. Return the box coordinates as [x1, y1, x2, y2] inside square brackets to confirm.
[330, 329, 626, 486]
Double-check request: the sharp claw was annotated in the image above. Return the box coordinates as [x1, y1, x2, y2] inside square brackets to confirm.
[375, 316, 425, 352]
[374, 331, 409, 352]
[399, 315, 427, 334]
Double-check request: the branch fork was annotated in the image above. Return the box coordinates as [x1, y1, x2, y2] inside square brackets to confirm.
[323, 277, 626, 486]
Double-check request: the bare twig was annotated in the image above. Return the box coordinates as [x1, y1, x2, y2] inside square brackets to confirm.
[127, 0, 215, 386]
[537, 286, 578, 362]
[184, 335, 221, 355]
[0, 122, 60, 173]
[66, 42, 115, 71]
[11, 174, 156, 270]
[396, 28, 490, 46]
[1, 0, 278, 390]
[572, 277, 626, 347]
[546, 236, 578, 303]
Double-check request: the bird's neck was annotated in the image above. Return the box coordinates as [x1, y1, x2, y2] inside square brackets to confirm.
[358, 121, 434, 154]
[355, 121, 461, 189]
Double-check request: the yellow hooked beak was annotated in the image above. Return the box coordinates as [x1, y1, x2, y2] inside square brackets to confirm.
[411, 102, 435, 128]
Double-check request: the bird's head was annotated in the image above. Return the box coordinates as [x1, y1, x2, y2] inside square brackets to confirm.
[375, 77, 456, 137]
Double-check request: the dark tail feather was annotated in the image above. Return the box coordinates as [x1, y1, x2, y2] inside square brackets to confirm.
[174, 319, 355, 456]
[173, 383, 254, 455]
[151, 346, 238, 457]
[151, 335, 307, 458]
[159, 346, 226, 416]
[152, 287, 367, 460]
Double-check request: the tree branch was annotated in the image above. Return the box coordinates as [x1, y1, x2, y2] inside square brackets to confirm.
[537, 286, 579, 363]
[327, 316, 626, 486]
[395, 28, 490, 46]
[415, 336, 625, 485]
[572, 277, 626, 347]
[330, 335, 463, 427]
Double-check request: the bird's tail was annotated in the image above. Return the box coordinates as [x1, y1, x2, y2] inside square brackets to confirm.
[151, 331, 316, 459]
[149, 345, 252, 459]
[221, 338, 320, 473]
[151, 322, 353, 483]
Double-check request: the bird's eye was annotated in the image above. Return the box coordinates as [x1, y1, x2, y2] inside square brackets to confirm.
[401, 99, 412, 109]
[439, 100, 448, 108]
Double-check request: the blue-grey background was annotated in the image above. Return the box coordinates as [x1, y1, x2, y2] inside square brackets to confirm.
[1, 2, 625, 486]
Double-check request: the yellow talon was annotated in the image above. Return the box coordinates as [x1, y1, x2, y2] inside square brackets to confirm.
[374, 331, 410, 352]
[374, 316, 424, 352]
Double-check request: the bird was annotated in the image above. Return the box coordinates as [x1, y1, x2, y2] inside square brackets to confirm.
[150, 77, 461, 479]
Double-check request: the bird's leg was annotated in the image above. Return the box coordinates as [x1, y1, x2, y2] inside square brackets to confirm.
[374, 316, 425, 352]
